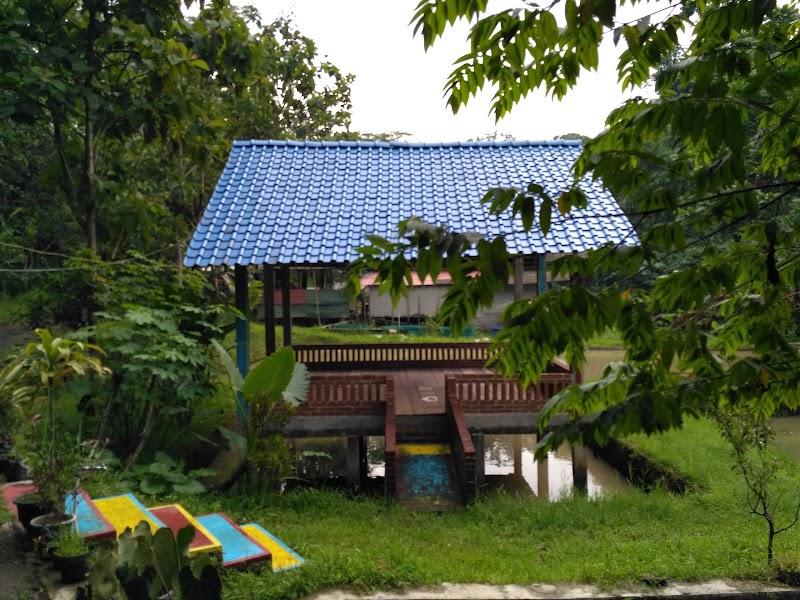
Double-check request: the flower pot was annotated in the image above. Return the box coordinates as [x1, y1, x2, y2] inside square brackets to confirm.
[12, 493, 47, 537]
[55, 551, 91, 583]
[28, 512, 76, 543]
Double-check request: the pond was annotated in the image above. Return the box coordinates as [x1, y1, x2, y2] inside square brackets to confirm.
[292, 433, 629, 500]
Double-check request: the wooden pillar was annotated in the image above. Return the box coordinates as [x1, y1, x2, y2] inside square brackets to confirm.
[263, 265, 276, 356]
[538, 253, 547, 296]
[537, 452, 550, 501]
[346, 436, 366, 488]
[234, 265, 249, 419]
[514, 256, 524, 301]
[473, 433, 485, 486]
[572, 445, 588, 493]
[281, 265, 291, 347]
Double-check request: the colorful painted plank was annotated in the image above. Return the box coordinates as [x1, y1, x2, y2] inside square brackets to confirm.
[149, 505, 222, 555]
[396, 444, 460, 512]
[195, 513, 270, 568]
[64, 490, 116, 541]
[240, 524, 304, 572]
[1, 481, 36, 520]
[93, 494, 165, 536]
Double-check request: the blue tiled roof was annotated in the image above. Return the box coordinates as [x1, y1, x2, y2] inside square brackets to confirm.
[184, 140, 638, 267]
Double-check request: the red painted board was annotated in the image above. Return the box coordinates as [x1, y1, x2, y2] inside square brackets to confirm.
[2, 481, 36, 520]
[149, 505, 221, 555]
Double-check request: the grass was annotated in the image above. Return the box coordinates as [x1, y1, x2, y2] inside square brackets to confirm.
[171, 418, 800, 599]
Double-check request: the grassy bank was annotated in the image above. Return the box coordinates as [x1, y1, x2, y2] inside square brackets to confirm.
[168, 418, 800, 599]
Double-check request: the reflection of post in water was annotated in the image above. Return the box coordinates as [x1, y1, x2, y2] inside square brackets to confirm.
[572, 444, 588, 494]
[536, 435, 550, 501]
[513, 436, 522, 478]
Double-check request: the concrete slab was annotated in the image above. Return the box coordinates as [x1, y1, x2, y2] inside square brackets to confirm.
[149, 504, 222, 555]
[2, 481, 36, 520]
[64, 490, 116, 541]
[92, 493, 165, 535]
[195, 513, 270, 568]
[240, 523, 304, 572]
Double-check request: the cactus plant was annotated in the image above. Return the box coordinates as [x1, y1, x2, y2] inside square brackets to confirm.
[84, 521, 222, 600]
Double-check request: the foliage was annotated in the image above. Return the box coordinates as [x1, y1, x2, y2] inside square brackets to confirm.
[1, 328, 109, 511]
[715, 408, 800, 564]
[214, 341, 309, 493]
[88, 521, 221, 600]
[350, 1, 800, 458]
[78, 255, 226, 465]
[50, 524, 90, 558]
[120, 451, 215, 497]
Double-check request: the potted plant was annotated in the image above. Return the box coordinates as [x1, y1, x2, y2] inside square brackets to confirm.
[1, 329, 110, 522]
[50, 525, 91, 583]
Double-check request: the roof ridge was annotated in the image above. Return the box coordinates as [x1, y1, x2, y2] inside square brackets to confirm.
[231, 139, 582, 148]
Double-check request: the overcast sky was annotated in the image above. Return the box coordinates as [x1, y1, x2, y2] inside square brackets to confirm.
[246, 0, 637, 142]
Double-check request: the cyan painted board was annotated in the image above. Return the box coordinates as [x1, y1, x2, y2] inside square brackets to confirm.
[195, 513, 270, 568]
[65, 490, 116, 541]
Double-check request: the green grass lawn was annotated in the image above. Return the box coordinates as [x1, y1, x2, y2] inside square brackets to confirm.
[163, 418, 800, 599]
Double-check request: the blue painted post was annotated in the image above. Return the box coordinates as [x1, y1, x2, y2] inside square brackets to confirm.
[234, 265, 249, 418]
[538, 254, 547, 295]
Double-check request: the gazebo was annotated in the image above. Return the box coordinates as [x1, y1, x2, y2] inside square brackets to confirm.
[184, 139, 638, 378]
[184, 139, 638, 501]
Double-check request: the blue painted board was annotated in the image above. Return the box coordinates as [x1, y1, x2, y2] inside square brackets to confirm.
[64, 490, 116, 541]
[195, 513, 270, 568]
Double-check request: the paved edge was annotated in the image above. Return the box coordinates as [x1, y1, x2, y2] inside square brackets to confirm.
[305, 580, 800, 600]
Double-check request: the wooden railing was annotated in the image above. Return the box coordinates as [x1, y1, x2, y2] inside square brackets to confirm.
[297, 374, 392, 416]
[295, 343, 573, 371]
[445, 372, 573, 413]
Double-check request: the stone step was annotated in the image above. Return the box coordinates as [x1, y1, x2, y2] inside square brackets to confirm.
[65, 490, 116, 541]
[92, 493, 166, 535]
[240, 523, 304, 572]
[195, 513, 271, 569]
[149, 504, 222, 556]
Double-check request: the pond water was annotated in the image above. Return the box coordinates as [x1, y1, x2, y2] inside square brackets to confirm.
[771, 416, 800, 461]
[483, 434, 628, 500]
[292, 433, 629, 500]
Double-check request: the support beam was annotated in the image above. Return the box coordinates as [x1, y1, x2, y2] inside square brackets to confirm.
[281, 265, 291, 347]
[537, 452, 550, 502]
[572, 445, 588, 493]
[513, 435, 523, 478]
[473, 433, 485, 487]
[538, 253, 547, 296]
[346, 436, 366, 488]
[234, 265, 249, 419]
[514, 256, 524, 301]
[263, 265, 276, 357]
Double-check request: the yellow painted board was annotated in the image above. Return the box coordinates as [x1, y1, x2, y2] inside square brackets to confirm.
[396, 444, 450, 455]
[241, 524, 304, 572]
[93, 494, 164, 536]
[149, 504, 222, 555]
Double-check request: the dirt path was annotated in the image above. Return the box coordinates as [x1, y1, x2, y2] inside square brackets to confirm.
[0, 521, 47, 600]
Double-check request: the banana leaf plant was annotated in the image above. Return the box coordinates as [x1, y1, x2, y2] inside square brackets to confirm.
[212, 341, 309, 492]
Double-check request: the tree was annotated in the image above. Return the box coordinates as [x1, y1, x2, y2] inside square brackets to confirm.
[351, 1, 800, 450]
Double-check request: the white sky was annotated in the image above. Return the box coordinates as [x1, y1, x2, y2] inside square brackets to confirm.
[245, 0, 637, 142]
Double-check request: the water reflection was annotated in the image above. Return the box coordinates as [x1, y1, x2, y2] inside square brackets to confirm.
[771, 416, 800, 461]
[291, 434, 627, 500]
[484, 434, 628, 500]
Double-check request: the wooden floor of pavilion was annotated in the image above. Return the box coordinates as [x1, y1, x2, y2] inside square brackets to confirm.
[312, 367, 492, 416]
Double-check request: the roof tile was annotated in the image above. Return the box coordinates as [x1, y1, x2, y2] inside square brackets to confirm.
[185, 140, 639, 267]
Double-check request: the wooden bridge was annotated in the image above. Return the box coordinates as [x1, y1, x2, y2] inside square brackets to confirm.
[284, 342, 582, 506]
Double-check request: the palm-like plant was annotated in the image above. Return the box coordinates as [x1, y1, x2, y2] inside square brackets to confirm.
[2, 329, 110, 512]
